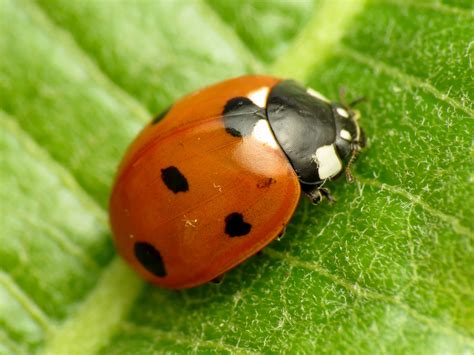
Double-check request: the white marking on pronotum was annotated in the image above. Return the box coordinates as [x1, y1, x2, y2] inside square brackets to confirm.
[252, 119, 279, 149]
[307, 88, 330, 103]
[247, 87, 270, 108]
[340, 129, 352, 141]
[313, 144, 342, 179]
[336, 107, 350, 118]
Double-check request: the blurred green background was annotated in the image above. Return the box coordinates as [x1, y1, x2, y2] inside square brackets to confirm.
[0, 0, 473, 353]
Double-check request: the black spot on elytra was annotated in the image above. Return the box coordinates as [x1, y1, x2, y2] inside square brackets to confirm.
[134, 242, 167, 277]
[222, 97, 266, 138]
[225, 212, 252, 237]
[257, 177, 276, 189]
[152, 105, 171, 125]
[161, 166, 189, 193]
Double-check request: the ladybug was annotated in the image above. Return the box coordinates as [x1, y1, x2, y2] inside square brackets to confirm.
[109, 75, 365, 289]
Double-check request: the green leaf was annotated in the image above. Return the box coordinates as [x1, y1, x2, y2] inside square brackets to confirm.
[1, 0, 473, 353]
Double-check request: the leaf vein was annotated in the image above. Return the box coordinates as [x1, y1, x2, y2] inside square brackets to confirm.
[43, 258, 143, 355]
[16, 211, 102, 270]
[0, 111, 107, 224]
[120, 322, 260, 354]
[29, 0, 150, 122]
[0, 329, 28, 355]
[357, 177, 472, 237]
[336, 44, 474, 117]
[197, 0, 264, 72]
[1, 107, 140, 355]
[263, 248, 474, 346]
[0, 271, 54, 333]
[382, 0, 474, 16]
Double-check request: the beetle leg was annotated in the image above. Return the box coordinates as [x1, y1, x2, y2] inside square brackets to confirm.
[319, 187, 336, 203]
[276, 227, 286, 240]
[210, 275, 224, 285]
[304, 186, 336, 204]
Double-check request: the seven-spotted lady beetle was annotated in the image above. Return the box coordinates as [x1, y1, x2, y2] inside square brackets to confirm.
[109, 75, 365, 289]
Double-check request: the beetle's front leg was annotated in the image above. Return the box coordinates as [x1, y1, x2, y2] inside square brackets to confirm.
[304, 186, 336, 205]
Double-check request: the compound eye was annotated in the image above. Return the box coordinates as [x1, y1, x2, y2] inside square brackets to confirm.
[339, 129, 353, 142]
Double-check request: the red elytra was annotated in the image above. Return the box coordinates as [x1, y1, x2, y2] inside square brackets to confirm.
[109, 75, 366, 289]
[109, 75, 300, 289]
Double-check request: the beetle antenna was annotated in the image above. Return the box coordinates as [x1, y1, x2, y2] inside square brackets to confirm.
[339, 86, 347, 106]
[345, 148, 359, 183]
[349, 96, 367, 108]
[339, 87, 366, 110]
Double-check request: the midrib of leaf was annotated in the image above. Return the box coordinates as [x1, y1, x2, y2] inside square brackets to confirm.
[37, 1, 368, 354]
[43, 259, 142, 355]
[271, 0, 367, 80]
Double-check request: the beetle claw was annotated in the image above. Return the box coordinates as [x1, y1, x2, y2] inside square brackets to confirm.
[305, 187, 336, 204]
[210, 275, 224, 285]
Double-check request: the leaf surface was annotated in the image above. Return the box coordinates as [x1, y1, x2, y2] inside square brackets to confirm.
[0, 0, 473, 353]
